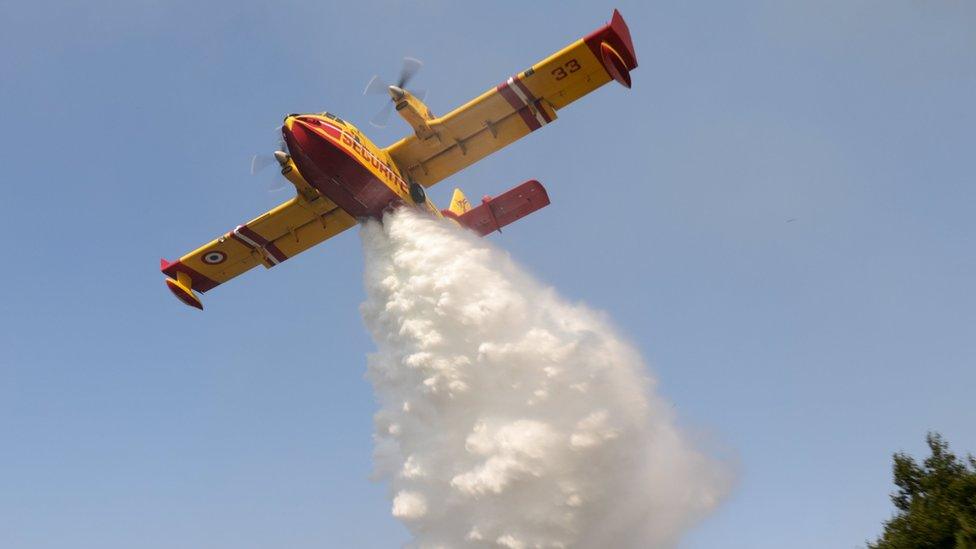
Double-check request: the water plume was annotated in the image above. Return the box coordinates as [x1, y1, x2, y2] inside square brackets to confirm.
[360, 208, 729, 548]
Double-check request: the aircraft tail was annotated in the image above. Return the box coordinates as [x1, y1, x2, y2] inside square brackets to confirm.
[448, 188, 473, 215]
[442, 180, 550, 236]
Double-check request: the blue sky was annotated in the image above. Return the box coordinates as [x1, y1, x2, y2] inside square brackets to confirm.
[1, 1, 974, 547]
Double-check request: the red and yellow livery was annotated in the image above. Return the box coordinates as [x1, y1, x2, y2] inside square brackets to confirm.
[162, 10, 637, 309]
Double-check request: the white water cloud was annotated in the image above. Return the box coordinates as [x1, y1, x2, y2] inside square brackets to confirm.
[360, 209, 730, 548]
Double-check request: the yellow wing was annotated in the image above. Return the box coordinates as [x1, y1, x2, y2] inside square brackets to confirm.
[385, 10, 637, 188]
[161, 191, 356, 307]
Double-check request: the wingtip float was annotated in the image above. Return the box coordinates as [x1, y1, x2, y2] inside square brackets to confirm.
[161, 260, 204, 310]
[161, 10, 636, 310]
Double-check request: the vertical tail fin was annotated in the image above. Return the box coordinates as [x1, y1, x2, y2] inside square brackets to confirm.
[449, 188, 472, 215]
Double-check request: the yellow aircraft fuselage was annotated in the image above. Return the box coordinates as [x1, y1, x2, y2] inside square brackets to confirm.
[279, 111, 441, 221]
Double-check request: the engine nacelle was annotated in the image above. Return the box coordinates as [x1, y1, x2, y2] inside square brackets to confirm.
[390, 86, 437, 140]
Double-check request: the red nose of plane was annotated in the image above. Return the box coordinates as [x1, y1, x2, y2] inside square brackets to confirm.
[282, 117, 339, 165]
[281, 115, 352, 191]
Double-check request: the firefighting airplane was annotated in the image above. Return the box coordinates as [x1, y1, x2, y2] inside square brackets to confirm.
[161, 10, 637, 309]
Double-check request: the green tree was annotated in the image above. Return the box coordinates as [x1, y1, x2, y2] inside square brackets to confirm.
[869, 433, 976, 548]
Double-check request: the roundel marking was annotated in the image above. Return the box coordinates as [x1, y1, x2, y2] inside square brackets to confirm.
[202, 251, 227, 265]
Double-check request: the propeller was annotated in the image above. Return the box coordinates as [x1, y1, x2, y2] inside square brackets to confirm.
[250, 126, 290, 192]
[364, 57, 426, 128]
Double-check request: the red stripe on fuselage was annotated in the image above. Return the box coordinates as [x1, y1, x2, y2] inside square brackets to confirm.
[318, 122, 341, 139]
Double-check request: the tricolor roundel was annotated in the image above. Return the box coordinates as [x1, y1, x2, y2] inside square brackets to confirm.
[201, 251, 227, 265]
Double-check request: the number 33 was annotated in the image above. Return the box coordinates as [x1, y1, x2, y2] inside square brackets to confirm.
[551, 59, 581, 80]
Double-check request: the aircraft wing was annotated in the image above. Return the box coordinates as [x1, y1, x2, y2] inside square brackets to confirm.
[161, 193, 356, 308]
[385, 9, 637, 188]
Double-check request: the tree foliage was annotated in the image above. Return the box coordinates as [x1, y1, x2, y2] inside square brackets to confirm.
[870, 433, 976, 548]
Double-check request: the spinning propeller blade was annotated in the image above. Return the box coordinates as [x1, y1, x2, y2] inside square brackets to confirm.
[365, 57, 425, 129]
[250, 154, 276, 175]
[250, 126, 290, 192]
[370, 101, 395, 128]
[363, 75, 389, 96]
[397, 57, 423, 88]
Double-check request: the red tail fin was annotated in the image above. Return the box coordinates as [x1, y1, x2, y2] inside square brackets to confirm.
[444, 180, 550, 236]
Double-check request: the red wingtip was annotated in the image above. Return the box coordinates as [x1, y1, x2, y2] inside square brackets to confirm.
[608, 9, 637, 69]
[160, 258, 173, 272]
[584, 10, 638, 88]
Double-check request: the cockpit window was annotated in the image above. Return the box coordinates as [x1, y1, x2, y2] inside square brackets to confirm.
[322, 112, 347, 126]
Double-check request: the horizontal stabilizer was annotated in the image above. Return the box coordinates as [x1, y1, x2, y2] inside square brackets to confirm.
[446, 180, 550, 236]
